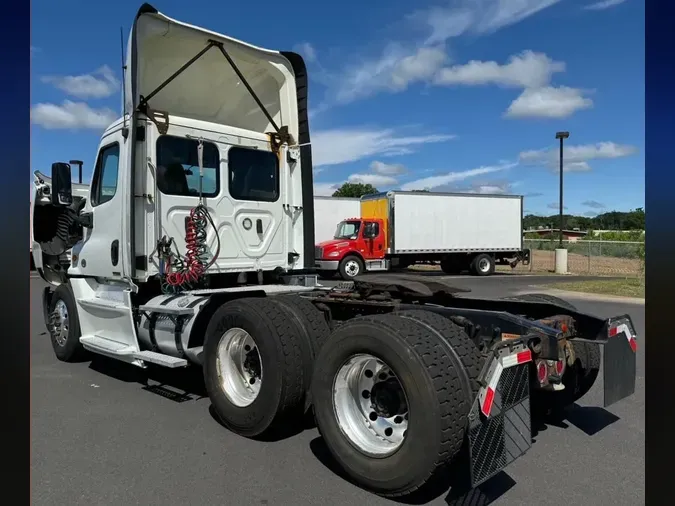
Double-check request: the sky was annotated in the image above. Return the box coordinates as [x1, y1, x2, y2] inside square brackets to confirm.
[30, 0, 644, 217]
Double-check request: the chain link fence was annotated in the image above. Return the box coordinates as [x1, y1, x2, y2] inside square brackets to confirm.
[505, 239, 645, 276]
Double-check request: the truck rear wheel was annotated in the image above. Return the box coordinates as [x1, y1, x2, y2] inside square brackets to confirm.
[202, 297, 311, 438]
[338, 255, 363, 280]
[470, 253, 495, 276]
[311, 313, 472, 498]
[48, 284, 86, 362]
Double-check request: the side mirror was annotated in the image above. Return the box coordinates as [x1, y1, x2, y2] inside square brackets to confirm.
[51, 162, 73, 206]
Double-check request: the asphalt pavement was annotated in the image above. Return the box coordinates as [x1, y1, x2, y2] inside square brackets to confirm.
[30, 273, 644, 506]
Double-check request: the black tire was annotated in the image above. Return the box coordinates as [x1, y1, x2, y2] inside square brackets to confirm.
[397, 310, 483, 398]
[470, 253, 495, 276]
[48, 284, 86, 362]
[338, 255, 364, 280]
[272, 295, 330, 357]
[202, 297, 312, 438]
[440, 256, 463, 275]
[311, 313, 472, 498]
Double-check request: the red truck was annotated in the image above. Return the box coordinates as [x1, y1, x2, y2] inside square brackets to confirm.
[315, 191, 530, 280]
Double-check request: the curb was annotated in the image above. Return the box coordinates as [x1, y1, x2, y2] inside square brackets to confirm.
[518, 286, 645, 305]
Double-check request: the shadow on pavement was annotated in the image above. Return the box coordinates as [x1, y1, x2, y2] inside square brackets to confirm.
[88, 355, 208, 401]
[308, 437, 516, 505]
[532, 402, 620, 439]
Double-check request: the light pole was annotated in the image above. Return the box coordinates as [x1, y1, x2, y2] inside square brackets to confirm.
[555, 131, 569, 248]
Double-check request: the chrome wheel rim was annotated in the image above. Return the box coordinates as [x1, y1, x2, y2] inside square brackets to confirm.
[216, 328, 263, 407]
[333, 354, 409, 456]
[345, 260, 360, 277]
[478, 258, 491, 273]
[51, 300, 69, 347]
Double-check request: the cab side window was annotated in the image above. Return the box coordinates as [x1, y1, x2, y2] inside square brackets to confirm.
[91, 143, 120, 207]
[364, 222, 380, 238]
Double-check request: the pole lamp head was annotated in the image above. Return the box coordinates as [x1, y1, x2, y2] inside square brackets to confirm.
[555, 131, 570, 140]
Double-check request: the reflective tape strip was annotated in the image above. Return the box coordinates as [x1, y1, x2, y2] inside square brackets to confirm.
[609, 323, 637, 353]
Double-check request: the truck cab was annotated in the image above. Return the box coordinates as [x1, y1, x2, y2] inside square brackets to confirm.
[315, 217, 386, 279]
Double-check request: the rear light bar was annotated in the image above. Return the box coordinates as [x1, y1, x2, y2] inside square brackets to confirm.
[478, 345, 532, 417]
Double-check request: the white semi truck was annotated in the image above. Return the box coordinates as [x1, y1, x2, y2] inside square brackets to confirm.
[315, 191, 530, 280]
[31, 3, 637, 499]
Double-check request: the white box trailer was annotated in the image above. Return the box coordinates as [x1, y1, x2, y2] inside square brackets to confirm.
[388, 191, 523, 253]
[315, 191, 530, 279]
[313, 196, 360, 244]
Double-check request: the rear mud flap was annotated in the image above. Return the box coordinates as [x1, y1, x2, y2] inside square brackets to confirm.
[467, 363, 532, 488]
[574, 314, 637, 408]
[602, 315, 638, 407]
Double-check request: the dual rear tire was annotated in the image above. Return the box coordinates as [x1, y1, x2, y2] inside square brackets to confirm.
[203, 296, 482, 497]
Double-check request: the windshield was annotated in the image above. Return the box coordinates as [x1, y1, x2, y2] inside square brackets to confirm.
[334, 220, 361, 240]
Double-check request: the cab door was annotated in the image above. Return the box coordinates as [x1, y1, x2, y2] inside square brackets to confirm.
[68, 128, 127, 279]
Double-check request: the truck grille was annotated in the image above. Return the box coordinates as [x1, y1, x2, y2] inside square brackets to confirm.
[315, 246, 323, 260]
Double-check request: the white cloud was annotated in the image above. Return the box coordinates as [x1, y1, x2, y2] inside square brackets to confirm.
[519, 141, 638, 172]
[582, 200, 606, 209]
[583, 0, 627, 11]
[434, 50, 564, 88]
[31, 100, 118, 130]
[401, 163, 516, 191]
[347, 173, 399, 186]
[313, 182, 341, 196]
[335, 45, 448, 103]
[370, 160, 407, 176]
[294, 42, 317, 63]
[583, 210, 599, 217]
[41, 65, 120, 99]
[413, 0, 562, 44]
[312, 127, 455, 167]
[505, 86, 593, 118]
[547, 202, 568, 210]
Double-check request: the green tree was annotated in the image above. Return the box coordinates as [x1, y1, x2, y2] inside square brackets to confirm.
[332, 182, 379, 198]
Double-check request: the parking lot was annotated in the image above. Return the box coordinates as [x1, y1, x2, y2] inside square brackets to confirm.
[30, 273, 644, 506]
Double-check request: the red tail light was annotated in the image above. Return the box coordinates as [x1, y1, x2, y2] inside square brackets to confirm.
[555, 359, 565, 375]
[537, 361, 547, 383]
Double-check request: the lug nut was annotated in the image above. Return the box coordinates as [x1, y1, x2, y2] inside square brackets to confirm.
[369, 412, 378, 421]
[378, 372, 388, 381]
[244, 345, 251, 352]
[394, 416, 404, 424]
[384, 427, 393, 437]
[362, 390, 370, 399]
[364, 369, 373, 378]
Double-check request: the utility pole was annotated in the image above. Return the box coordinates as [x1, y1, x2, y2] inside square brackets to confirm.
[555, 132, 569, 247]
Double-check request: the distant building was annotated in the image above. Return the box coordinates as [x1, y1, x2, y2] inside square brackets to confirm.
[525, 228, 588, 242]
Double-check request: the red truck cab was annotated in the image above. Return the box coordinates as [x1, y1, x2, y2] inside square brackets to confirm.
[315, 218, 386, 279]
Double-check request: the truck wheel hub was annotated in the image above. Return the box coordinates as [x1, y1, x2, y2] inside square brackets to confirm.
[216, 328, 263, 407]
[333, 354, 409, 456]
[50, 300, 69, 347]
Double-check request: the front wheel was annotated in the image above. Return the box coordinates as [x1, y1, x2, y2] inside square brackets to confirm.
[311, 313, 472, 498]
[48, 284, 86, 362]
[338, 255, 364, 280]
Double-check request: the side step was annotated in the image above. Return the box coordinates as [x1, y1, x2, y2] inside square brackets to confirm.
[80, 335, 188, 368]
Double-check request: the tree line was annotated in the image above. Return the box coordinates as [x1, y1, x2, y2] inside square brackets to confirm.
[523, 208, 645, 231]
